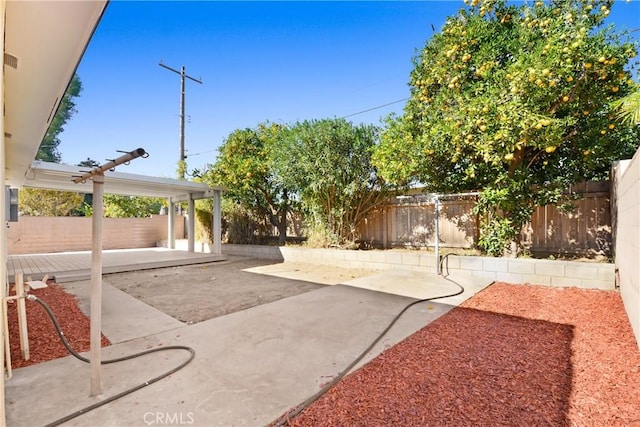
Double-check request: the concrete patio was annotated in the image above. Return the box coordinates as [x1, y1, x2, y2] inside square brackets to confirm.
[3, 251, 492, 426]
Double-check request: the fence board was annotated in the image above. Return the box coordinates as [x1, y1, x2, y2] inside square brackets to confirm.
[524, 192, 611, 255]
[358, 197, 477, 249]
[356, 183, 611, 256]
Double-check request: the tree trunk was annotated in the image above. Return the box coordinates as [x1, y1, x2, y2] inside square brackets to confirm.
[504, 239, 519, 258]
[277, 218, 287, 246]
[268, 191, 288, 246]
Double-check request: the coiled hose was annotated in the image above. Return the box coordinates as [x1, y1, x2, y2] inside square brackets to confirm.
[26, 295, 195, 427]
[274, 258, 464, 426]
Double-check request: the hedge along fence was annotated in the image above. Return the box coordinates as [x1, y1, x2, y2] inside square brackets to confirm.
[357, 181, 611, 257]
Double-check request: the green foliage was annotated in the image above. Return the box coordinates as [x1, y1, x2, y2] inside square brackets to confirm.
[274, 118, 391, 246]
[200, 118, 389, 247]
[194, 199, 213, 242]
[176, 159, 188, 180]
[304, 221, 339, 248]
[373, 0, 639, 255]
[76, 158, 100, 215]
[612, 84, 640, 125]
[478, 216, 516, 257]
[78, 158, 100, 168]
[78, 202, 93, 217]
[37, 74, 82, 162]
[18, 189, 84, 216]
[222, 201, 262, 244]
[474, 173, 535, 256]
[103, 195, 163, 218]
[203, 122, 291, 245]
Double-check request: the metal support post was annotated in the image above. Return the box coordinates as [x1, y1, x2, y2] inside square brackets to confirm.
[168, 198, 175, 249]
[70, 148, 148, 397]
[89, 172, 104, 396]
[213, 190, 222, 255]
[188, 195, 195, 252]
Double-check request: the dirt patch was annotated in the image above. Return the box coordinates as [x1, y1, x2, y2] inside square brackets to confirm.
[103, 257, 377, 324]
[6, 257, 375, 369]
[277, 282, 640, 426]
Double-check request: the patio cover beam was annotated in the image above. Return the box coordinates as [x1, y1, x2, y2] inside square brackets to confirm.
[21, 160, 224, 254]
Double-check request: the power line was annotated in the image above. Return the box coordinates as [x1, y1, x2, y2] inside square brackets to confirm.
[185, 148, 216, 158]
[341, 97, 409, 119]
[188, 97, 411, 159]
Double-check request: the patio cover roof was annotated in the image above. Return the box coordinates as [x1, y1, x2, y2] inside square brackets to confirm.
[24, 161, 223, 200]
[4, 1, 108, 188]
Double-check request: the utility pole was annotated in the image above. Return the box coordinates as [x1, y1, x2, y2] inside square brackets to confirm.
[159, 61, 202, 180]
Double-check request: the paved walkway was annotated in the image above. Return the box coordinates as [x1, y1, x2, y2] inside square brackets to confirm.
[7, 248, 226, 282]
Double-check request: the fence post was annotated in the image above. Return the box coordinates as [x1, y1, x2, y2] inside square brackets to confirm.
[382, 206, 388, 249]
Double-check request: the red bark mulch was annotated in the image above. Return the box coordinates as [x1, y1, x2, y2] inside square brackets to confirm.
[6, 281, 110, 369]
[280, 282, 640, 426]
[6, 281, 640, 425]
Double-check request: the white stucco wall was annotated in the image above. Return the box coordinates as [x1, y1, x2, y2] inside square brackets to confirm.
[0, 2, 7, 422]
[615, 151, 640, 349]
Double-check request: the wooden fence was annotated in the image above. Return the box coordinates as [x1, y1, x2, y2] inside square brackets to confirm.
[357, 181, 611, 256]
[522, 181, 611, 256]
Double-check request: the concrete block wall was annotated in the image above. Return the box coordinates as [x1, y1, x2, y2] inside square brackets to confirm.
[614, 152, 640, 348]
[222, 244, 615, 290]
[8, 215, 184, 254]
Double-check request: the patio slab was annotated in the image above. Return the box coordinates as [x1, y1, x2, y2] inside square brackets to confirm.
[61, 280, 184, 344]
[343, 269, 491, 306]
[4, 267, 492, 426]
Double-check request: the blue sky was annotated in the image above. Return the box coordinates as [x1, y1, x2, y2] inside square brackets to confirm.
[60, 1, 640, 178]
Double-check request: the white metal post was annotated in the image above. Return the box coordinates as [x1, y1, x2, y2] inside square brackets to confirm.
[90, 172, 104, 396]
[69, 148, 147, 398]
[213, 190, 222, 255]
[431, 192, 479, 275]
[89, 173, 104, 396]
[168, 198, 175, 249]
[188, 196, 195, 252]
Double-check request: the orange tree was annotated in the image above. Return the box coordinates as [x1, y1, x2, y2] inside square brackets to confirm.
[202, 122, 292, 245]
[372, 0, 639, 256]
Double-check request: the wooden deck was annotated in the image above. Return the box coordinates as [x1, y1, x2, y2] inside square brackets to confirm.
[7, 248, 226, 282]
